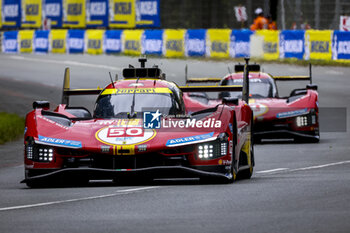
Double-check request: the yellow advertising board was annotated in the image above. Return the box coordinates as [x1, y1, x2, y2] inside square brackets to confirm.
[256, 30, 279, 60]
[122, 30, 143, 55]
[163, 29, 185, 58]
[86, 30, 105, 55]
[206, 29, 230, 58]
[63, 0, 86, 28]
[0, 0, 2, 29]
[22, 0, 42, 28]
[109, 0, 135, 28]
[50, 30, 67, 53]
[305, 30, 332, 60]
[19, 30, 34, 53]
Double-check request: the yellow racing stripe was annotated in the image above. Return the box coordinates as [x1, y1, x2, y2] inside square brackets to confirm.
[102, 87, 172, 95]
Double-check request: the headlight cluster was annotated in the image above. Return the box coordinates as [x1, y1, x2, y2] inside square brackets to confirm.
[25, 144, 54, 162]
[198, 145, 214, 159]
[296, 115, 308, 127]
[220, 142, 227, 155]
[38, 148, 54, 162]
[197, 142, 228, 160]
[26, 145, 33, 160]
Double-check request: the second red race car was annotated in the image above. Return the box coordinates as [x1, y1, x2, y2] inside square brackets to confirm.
[22, 58, 254, 187]
[185, 59, 319, 143]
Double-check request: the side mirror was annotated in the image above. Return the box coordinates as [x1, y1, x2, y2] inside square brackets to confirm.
[306, 84, 318, 91]
[33, 101, 50, 110]
[222, 97, 239, 105]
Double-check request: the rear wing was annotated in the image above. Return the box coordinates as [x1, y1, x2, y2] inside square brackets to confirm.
[61, 67, 243, 105]
[61, 68, 102, 105]
[179, 85, 242, 92]
[272, 64, 313, 84]
[183, 57, 251, 103]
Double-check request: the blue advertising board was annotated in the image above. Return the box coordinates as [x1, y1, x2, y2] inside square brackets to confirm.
[185, 29, 206, 57]
[67, 29, 85, 53]
[332, 31, 350, 60]
[230, 30, 253, 58]
[2, 31, 18, 53]
[136, 0, 160, 28]
[142, 29, 163, 55]
[279, 30, 305, 59]
[44, 0, 62, 28]
[104, 30, 122, 54]
[2, 0, 21, 28]
[86, 0, 108, 28]
[34, 30, 49, 53]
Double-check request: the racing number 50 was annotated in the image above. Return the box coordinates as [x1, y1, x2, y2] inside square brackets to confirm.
[107, 127, 144, 137]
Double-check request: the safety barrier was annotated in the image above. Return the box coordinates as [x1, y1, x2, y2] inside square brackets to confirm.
[1, 29, 350, 61]
[0, 0, 160, 29]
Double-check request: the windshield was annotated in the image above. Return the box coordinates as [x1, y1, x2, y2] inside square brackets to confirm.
[220, 78, 275, 99]
[94, 93, 181, 118]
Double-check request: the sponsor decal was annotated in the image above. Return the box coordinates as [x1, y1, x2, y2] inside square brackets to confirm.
[139, 1, 157, 15]
[276, 108, 308, 118]
[284, 40, 303, 53]
[187, 39, 205, 53]
[311, 41, 329, 53]
[233, 78, 262, 83]
[37, 115, 69, 130]
[143, 110, 161, 129]
[38, 135, 82, 148]
[219, 159, 232, 165]
[166, 132, 214, 147]
[45, 3, 61, 17]
[338, 41, 350, 55]
[96, 126, 156, 145]
[99, 119, 141, 126]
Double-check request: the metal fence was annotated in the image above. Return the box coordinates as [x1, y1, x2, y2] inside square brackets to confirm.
[160, 0, 350, 30]
[278, 0, 350, 30]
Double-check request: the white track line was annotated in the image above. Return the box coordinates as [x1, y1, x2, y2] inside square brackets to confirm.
[0, 186, 159, 211]
[256, 160, 350, 175]
[255, 168, 289, 174]
[289, 160, 350, 172]
[9, 55, 121, 71]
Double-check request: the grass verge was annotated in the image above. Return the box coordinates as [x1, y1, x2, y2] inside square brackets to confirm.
[0, 112, 25, 145]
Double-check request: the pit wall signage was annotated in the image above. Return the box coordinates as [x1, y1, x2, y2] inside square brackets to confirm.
[2, 29, 350, 62]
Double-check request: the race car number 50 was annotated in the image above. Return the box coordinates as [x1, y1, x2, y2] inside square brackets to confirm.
[96, 126, 156, 145]
[107, 127, 144, 137]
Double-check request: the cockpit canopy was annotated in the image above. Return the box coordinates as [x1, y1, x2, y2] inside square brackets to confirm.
[94, 87, 185, 119]
[219, 76, 277, 99]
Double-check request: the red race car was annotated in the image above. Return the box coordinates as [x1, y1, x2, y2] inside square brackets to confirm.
[185, 60, 319, 143]
[22, 58, 254, 187]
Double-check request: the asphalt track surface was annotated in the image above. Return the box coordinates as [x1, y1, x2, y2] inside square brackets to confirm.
[0, 54, 349, 233]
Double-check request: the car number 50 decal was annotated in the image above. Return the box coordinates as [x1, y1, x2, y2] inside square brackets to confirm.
[96, 126, 156, 145]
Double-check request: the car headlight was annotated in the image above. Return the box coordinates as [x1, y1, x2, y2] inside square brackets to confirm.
[296, 115, 308, 127]
[25, 144, 54, 162]
[197, 142, 228, 160]
[198, 144, 214, 159]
